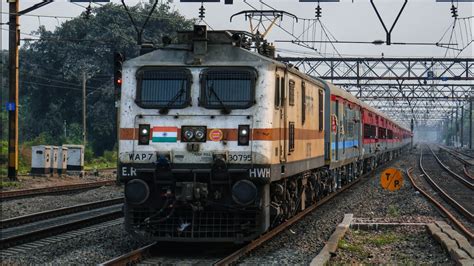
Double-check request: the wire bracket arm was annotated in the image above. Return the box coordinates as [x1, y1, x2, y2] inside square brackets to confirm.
[370, 0, 408, 45]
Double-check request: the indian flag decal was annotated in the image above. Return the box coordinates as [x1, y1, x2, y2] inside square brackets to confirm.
[152, 127, 178, 142]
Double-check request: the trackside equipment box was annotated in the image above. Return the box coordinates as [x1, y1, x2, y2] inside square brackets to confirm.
[31, 145, 52, 176]
[50, 146, 59, 176]
[64, 144, 84, 175]
[57, 146, 68, 176]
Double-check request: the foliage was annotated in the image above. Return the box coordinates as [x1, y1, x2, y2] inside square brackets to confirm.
[11, 2, 193, 157]
[85, 149, 117, 170]
[387, 204, 400, 217]
[337, 238, 367, 257]
[0, 181, 21, 189]
[366, 232, 400, 247]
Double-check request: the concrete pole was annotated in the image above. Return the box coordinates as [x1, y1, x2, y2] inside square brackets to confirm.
[8, 0, 19, 181]
[82, 71, 87, 149]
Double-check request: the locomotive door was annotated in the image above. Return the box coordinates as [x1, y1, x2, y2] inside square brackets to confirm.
[279, 74, 287, 163]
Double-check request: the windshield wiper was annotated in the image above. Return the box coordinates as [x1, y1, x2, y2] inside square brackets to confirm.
[208, 82, 231, 114]
[160, 80, 186, 114]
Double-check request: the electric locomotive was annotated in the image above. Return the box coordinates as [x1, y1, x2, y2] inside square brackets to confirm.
[118, 25, 412, 243]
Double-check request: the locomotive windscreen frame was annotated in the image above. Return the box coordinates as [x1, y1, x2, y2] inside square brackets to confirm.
[135, 67, 192, 109]
[199, 67, 257, 109]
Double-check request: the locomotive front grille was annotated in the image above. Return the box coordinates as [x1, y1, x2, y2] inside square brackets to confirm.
[128, 206, 260, 241]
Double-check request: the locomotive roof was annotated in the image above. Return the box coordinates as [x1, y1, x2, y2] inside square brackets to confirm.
[123, 29, 410, 132]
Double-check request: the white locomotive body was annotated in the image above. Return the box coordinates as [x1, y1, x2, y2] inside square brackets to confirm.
[119, 26, 412, 243]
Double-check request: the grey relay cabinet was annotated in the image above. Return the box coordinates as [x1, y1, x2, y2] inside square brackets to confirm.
[57, 146, 68, 176]
[64, 144, 84, 175]
[31, 145, 52, 176]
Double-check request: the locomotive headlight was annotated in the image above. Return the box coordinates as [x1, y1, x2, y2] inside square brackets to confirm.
[195, 129, 205, 140]
[138, 124, 150, 145]
[238, 125, 250, 146]
[184, 130, 194, 140]
[232, 180, 257, 206]
[125, 179, 150, 205]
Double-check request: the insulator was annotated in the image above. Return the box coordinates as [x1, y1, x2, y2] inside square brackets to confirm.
[199, 4, 205, 19]
[85, 3, 92, 19]
[450, 5, 458, 18]
[315, 5, 322, 18]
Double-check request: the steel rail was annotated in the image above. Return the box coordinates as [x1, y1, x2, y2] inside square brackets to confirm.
[405, 167, 474, 242]
[0, 205, 123, 249]
[215, 157, 403, 265]
[99, 242, 157, 266]
[100, 156, 402, 266]
[419, 147, 473, 222]
[214, 176, 362, 266]
[101, 177, 364, 266]
[0, 197, 123, 229]
[428, 146, 474, 190]
[0, 180, 116, 200]
[464, 166, 473, 180]
[438, 145, 474, 166]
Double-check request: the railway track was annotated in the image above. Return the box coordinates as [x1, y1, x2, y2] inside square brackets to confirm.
[428, 146, 474, 189]
[0, 197, 123, 229]
[101, 158, 401, 266]
[0, 199, 123, 249]
[419, 146, 473, 222]
[438, 145, 474, 179]
[439, 145, 474, 165]
[0, 180, 117, 200]
[406, 168, 474, 242]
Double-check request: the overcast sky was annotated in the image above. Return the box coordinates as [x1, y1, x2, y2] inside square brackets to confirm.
[1, 0, 473, 57]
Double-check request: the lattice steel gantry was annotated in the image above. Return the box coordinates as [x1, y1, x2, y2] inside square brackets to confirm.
[278, 56, 473, 126]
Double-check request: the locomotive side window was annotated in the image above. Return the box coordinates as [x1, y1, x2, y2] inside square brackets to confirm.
[135, 68, 191, 109]
[200, 68, 256, 109]
[289, 122, 295, 152]
[280, 77, 285, 106]
[275, 75, 280, 107]
[289, 79, 295, 106]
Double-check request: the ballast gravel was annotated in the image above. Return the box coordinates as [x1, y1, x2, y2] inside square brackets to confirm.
[1, 185, 123, 219]
[0, 220, 149, 265]
[239, 152, 446, 265]
[0, 152, 451, 264]
[330, 226, 453, 264]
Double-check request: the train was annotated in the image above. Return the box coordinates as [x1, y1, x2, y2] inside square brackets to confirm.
[118, 25, 413, 243]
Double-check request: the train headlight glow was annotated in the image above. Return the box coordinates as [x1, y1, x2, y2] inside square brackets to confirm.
[195, 130, 205, 140]
[238, 125, 250, 146]
[138, 124, 150, 145]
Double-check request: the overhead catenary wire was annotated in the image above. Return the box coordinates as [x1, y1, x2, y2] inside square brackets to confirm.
[20, 80, 103, 93]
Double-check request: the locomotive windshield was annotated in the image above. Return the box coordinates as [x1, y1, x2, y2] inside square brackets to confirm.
[135, 68, 191, 109]
[200, 68, 256, 109]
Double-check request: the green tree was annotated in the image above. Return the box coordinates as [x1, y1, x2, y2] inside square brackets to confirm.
[18, 2, 193, 155]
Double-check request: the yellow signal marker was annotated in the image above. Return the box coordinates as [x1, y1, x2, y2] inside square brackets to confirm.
[380, 168, 403, 191]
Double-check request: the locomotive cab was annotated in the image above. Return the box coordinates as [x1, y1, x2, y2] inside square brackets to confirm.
[118, 26, 411, 244]
[119, 27, 278, 242]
